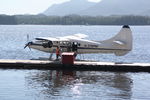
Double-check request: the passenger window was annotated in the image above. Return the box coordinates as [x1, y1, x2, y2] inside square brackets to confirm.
[78, 43, 81, 46]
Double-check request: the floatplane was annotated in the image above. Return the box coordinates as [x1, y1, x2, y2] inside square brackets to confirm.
[24, 25, 132, 59]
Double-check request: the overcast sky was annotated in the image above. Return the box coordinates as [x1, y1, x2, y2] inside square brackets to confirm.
[0, 0, 101, 15]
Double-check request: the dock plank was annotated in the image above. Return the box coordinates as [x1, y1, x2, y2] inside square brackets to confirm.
[0, 59, 150, 72]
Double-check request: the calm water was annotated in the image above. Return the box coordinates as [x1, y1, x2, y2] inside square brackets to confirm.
[0, 70, 150, 100]
[0, 25, 150, 100]
[0, 25, 150, 62]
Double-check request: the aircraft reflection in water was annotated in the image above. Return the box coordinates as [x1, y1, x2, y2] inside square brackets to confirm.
[25, 70, 133, 99]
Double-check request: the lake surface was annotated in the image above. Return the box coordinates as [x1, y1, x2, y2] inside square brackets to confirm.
[1, 70, 150, 100]
[0, 25, 150, 100]
[0, 25, 150, 63]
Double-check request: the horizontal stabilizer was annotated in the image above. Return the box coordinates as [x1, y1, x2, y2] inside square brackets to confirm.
[115, 51, 129, 56]
[113, 40, 125, 45]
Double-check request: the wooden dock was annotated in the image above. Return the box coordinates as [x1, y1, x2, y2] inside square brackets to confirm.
[0, 59, 150, 72]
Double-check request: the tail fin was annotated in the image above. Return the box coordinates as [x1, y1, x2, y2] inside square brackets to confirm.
[101, 25, 132, 56]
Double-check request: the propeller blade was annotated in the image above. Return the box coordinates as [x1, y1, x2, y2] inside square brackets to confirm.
[27, 34, 29, 42]
[28, 46, 31, 50]
[24, 44, 28, 49]
[24, 42, 32, 49]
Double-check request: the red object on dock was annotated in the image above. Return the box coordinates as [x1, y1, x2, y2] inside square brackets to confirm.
[61, 52, 75, 64]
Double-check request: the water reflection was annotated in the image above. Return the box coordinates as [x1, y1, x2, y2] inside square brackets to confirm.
[26, 70, 133, 100]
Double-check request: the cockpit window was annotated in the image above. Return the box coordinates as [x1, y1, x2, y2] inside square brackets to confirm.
[63, 42, 66, 45]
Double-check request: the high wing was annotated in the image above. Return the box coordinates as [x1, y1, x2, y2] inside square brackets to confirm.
[35, 37, 58, 41]
[35, 33, 88, 41]
[58, 33, 88, 39]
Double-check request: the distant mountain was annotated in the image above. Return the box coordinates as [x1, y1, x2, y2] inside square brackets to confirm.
[43, 0, 96, 16]
[43, 0, 150, 16]
[79, 0, 150, 16]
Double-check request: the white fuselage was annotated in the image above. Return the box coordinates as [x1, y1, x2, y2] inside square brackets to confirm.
[26, 25, 132, 56]
[29, 38, 128, 55]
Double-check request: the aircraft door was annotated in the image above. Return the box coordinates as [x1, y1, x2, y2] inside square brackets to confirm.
[72, 42, 78, 52]
[42, 41, 53, 48]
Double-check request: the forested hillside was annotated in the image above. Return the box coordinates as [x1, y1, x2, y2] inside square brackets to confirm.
[0, 15, 150, 25]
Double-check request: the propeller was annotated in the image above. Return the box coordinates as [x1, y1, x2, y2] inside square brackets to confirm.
[27, 34, 29, 42]
[24, 42, 32, 49]
[24, 34, 32, 50]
